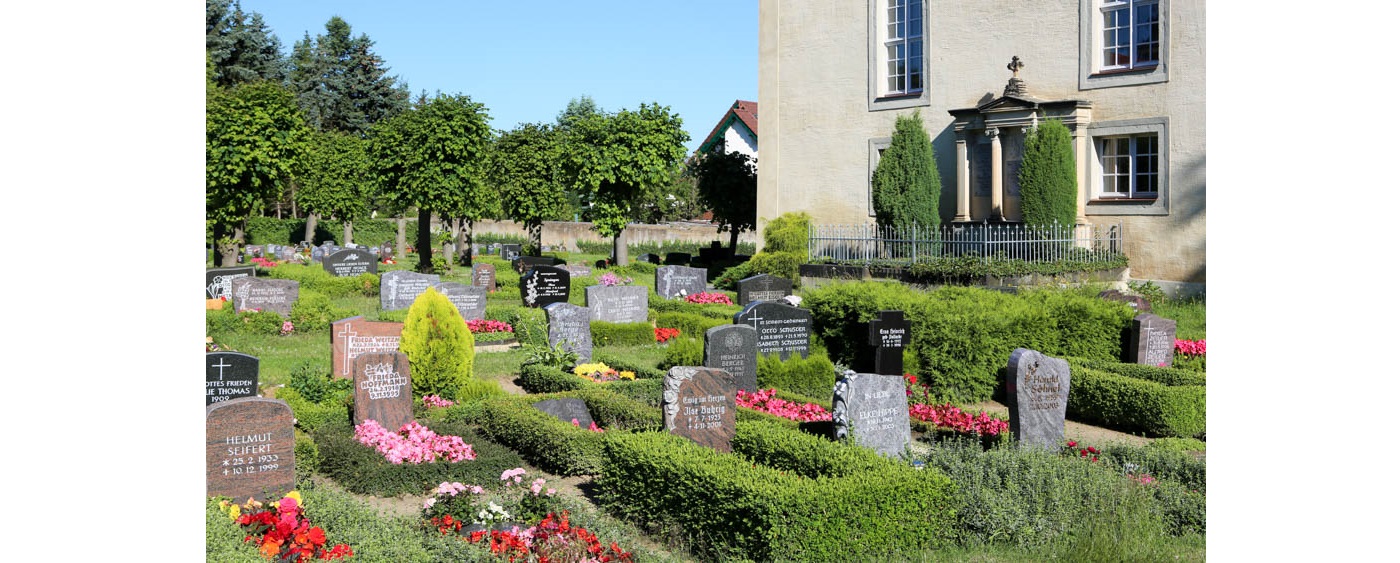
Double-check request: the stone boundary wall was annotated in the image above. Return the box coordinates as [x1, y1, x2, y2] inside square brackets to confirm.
[466, 219, 760, 252]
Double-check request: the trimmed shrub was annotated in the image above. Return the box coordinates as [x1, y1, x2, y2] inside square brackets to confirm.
[1018, 119, 1078, 228]
[589, 321, 655, 347]
[265, 263, 380, 298]
[731, 420, 888, 478]
[296, 480, 439, 562]
[756, 352, 836, 399]
[294, 430, 319, 482]
[712, 260, 754, 291]
[1067, 364, 1206, 439]
[517, 363, 586, 394]
[762, 211, 811, 254]
[659, 337, 703, 369]
[871, 111, 941, 231]
[1100, 443, 1206, 493]
[275, 386, 350, 434]
[746, 251, 803, 287]
[311, 418, 525, 497]
[289, 289, 356, 333]
[570, 387, 663, 431]
[399, 287, 476, 400]
[591, 350, 667, 379]
[238, 310, 286, 336]
[1148, 437, 1207, 454]
[1068, 356, 1207, 387]
[647, 296, 741, 319]
[476, 395, 608, 476]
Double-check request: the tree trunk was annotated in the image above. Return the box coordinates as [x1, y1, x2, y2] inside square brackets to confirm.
[442, 216, 457, 266]
[462, 219, 474, 267]
[612, 227, 628, 267]
[416, 208, 433, 273]
[396, 216, 406, 261]
[456, 218, 470, 266]
[343, 220, 353, 246]
[304, 213, 319, 245]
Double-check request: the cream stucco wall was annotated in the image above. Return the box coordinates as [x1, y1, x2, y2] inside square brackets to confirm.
[758, 0, 1205, 285]
[723, 123, 758, 161]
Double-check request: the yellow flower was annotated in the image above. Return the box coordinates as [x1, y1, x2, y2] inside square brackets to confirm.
[620, 371, 636, 380]
[223, 502, 241, 521]
[284, 490, 302, 507]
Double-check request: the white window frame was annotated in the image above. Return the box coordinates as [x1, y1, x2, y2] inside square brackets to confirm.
[1096, 134, 1158, 199]
[868, 0, 929, 111]
[868, 137, 891, 217]
[1079, 0, 1168, 90]
[1087, 117, 1168, 216]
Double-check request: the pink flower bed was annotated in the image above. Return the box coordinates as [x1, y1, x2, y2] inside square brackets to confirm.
[422, 394, 456, 408]
[1174, 338, 1205, 357]
[466, 319, 514, 334]
[736, 388, 832, 422]
[908, 403, 1009, 437]
[684, 292, 733, 305]
[354, 420, 477, 464]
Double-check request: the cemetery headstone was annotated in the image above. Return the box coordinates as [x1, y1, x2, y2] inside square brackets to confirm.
[1127, 313, 1177, 366]
[231, 277, 299, 317]
[532, 398, 595, 429]
[206, 352, 259, 406]
[500, 244, 522, 261]
[206, 266, 255, 300]
[513, 255, 558, 274]
[584, 285, 649, 323]
[1005, 348, 1072, 450]
[862, 310, 910, 375]
[544, 302, 592, 363]
[733, 301, 812, 360]
[1099, 289, 1152, 313]
[736, 273, 794, 306]
[831, 372, 912, 458]
[331, 316, 403, 379]
[380, 270, 442, 311]
[562, 264, 592, 278]
[662, 366, 737, 453]
[247, 246, 263, 259]
[310, 246, 325, 263]
[352, 351, 414, 432]
[436, 281, 487, 321]
[207, 397, 295, 501]
[323, 248, 378, 277]
[703, 324, 758, 393]
[664, 252, 692, 266]
[637, 253, 661, 265]
[380, 242, 394, 260]
[472, 263, 498, 292]
[520, 266, 571, 308]
[655, 265, 708, 299]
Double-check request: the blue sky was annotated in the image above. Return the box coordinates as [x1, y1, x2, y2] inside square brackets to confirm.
[235, 0, 757, 153]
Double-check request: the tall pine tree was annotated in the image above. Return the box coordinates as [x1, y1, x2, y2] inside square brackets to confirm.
[206, 0, 284, 87]
[287, 16, 410, 136]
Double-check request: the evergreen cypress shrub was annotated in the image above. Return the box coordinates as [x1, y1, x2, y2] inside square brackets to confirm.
[1018, 119, 1078, 228]
[871, 112, 941, 231]
[399, 287, 476, 400]
[762, 211, 812, 253]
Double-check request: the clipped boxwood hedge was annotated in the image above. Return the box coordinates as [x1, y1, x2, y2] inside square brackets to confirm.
[1068, 357, 1207, 387]
[476, 395, 609, 476]
[590, 321, 655, 347]
[647, 296, 741, 319]
[598, 430, 956, 561]
[653, 311, 733, 337]
[592, 350, 666, 379]
[1067, 365, 1205, 439]
[518, 363, 587, 394]
[264, 263, 380, 298]
[757, 352, 836, 399]
[311, 418, 525, 497]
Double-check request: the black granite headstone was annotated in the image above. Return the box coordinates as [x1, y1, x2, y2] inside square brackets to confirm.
[1127, 313, 1177, 367]
[230, 277, 299, 317]
[520, 266, 571, 308]
[733, 301, 812, 360]
[532, 398, 595, 428]
[863, 310, 910, 376]
[380, 270, 442, 311]
[500, 244, 522, 261]
[664, 252, 692, 266]
[206, 267, 255, 300]
[655, 265, 708, 299]
[736, 273, 794, 306]
[323, 248, 378, 277]
[206, 352, 259, 405]
[704, 324, 758, 393]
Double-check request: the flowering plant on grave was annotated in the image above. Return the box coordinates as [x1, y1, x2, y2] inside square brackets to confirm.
[571, 418, 606, 433]
[280, 321, 295, 336]
[250, 256, 279, 269]
[573, 362, 634, 383]
[598, 271, 633, 286]
[736, 388, 832, 422]
[353, 420, 476, 464]
[422, 394, 456, 409]
[466, 319, 514, 334]
[221, 491, 354, 561]
[684, 292, 733, 305]
[462, 511, 635, 563]
[905, 373, 1009, 437]
[1174, 338, 1206, 357]
[653, 327, 680, 343]
[423, 468, 562, 532]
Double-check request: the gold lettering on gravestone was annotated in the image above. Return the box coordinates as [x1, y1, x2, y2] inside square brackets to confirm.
[1022, 361, 1063, 411]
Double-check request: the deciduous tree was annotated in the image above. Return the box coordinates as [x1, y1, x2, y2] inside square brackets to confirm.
[690, 142, 757, 250]
[295, 130, 371, 245]
[491, 122, 568, 254]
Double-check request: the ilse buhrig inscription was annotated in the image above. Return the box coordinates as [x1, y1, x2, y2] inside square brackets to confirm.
[331, 316, 403, 379]
[230, 277, 299, 317]
[655, 266, 707, 299]
[584, 285, 649, 324]
[1006, 348, 1072, 450]
[703, 324, 758, 393]
[1128, 313, 1177, 367]
[662, 366, 737, 452]
[323, 249, 378, 277]
[736, 273, 793, 306]
[733, 301, 812, 360]
[207, 397, 295, 501]
[353, 351, 414, 432]
[206, 352, 259, 405]
[832, 372, 911, 458]
[380, 270, 441, 311]
[206, 267, 255, 300]
[520, 266, 570, 308]
[545, 302, 592, 364]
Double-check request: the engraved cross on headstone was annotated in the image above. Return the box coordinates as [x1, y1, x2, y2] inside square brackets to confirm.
[211, 357, 233, 381]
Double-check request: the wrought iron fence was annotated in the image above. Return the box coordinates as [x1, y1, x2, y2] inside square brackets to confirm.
[808, 221, 1124, 266]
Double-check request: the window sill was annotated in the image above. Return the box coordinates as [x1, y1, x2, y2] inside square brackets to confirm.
[874, 91, 923, 102]
[1090, 197, 1158, 204]
[1089, 64, 1158, 78]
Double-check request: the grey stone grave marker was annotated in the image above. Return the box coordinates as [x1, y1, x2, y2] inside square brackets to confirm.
[736, 273, 793, 306]
[231, 277, 299, 317]
[521, 266, 571, 308]
[1006, 348, 1072, 450]
[662, 366, 737, 452]
[206, 266, 255, 300]
[584, 285, 649, 323]
[655, 265, 707, 299]
[500, 243, 522, 261]
[544, 302, 592, 363]
[380, 270, 441, 311]
[832, 372, 911, 458]
[310, 246, 325, 263]
[331, 316, 403, 379]
[1099, 289, 1152, 313]
[436, 281, 487, 321]
[562, 264, 592, 278]
[207, 397, 295, 500]
[206, 352, 259, 405]
[352, 351, 414, 432]
[472, 263, 497, 292]
[1127, 313, 1177, 367]
[323, 248, 378, 277]
[733, 301, 811, 360]
[532, 398, 595, 429]
[513, 255, 558, 274]
[704, 324, 758, 393]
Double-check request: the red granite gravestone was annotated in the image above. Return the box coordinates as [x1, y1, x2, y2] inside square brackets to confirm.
[207, 397, 296, 501]
[352, 351, 414, 432]
[662, 366, 737, 453]
[331, 316, 404, 379]
[472, 263, 498, 292]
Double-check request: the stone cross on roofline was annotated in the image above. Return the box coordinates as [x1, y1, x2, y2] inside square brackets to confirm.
[1004, 55, 1028, 97]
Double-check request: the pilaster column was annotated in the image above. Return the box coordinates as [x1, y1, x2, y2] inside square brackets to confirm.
[1072, 125, 1090, 224]
[988, 127, 1003, 221]
[954, 131, 971, 222]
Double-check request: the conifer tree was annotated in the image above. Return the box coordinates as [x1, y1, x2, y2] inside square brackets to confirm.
[871, 112, 941, 232]
[399, 287, 476, 400]
[1018, 119, 1078, 228]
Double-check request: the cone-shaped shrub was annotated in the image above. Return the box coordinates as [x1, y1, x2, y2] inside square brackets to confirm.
[871, 111, 941, 231]
[400, 287, 475, 400]
[1018, 119, 1078, 228]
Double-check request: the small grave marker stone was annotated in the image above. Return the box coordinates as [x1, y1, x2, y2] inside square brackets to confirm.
[206, 352, 259, 405]
[231, 277, 299, 317]
[472, 263, 498, 292]
[380, 242, 394, 260]
[310, 246, 325, 263]
[352, 351, 414, 432]
[323, 248, 378, 277]
[206, 267, 255, 300]
[736, 273, 793, 306]
[532, 398, 595, 429]
[436, 281, 487, 321]
[584, 285, 649, 323]
[655, 265, 707, 299]
[513, 255, 558, 274]
[500, 244, 522, 261]
[563, 264, 592, 278]
[637, 253, 661, 265]
[832, 372, 911, 458]
[520, 266, 571, 308]
[331, 316, 403, 379]
[1099, 289, 1152, 313]
[662, 366, 737, 452]
[544, 302, 592, 363]
[863, 310, 910, 375]
[733, 301, 812, 360]
[704, 324, 758, 393]
[207, 397, 295, 500]
[1127, 313, 1176, 366]
[1005, 348, 1072, 450]
[664, 252, 692, 266]
[380, 270, 441, 311]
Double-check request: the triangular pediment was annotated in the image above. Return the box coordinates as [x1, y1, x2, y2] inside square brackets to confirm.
[977, 95, 1045, 112]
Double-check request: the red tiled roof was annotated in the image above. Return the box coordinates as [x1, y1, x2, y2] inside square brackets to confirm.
[697, 100, 758, 154]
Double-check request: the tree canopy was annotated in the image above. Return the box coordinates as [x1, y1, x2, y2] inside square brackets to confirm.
[871, 111, 941, 232]
[689, 143, 757, 248]
[287, 16, 410, 135]
[1017, 119, 1079, 228]
[295, 130, 372, 232]
[206, 0, 284, 87]
[491, 122, 568, 254]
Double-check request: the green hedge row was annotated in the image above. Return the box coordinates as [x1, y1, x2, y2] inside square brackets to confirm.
[1068, 357, 1207, 387]
[264, 263, 380, 298]
[517, 363, 586, 394]
[805, 282, 1135, 403]
[275, 386, 350, 433]
[1067, 365, 1206, 439]
[646, 296, 741, 319]
[597, 430, 957, 561]
[757, 352, 836, 399]
[653, 311, 730, 339]
[590, 321, 654, 347]
[310, 418, 526, 497]
[245, 216, 417, 247]
[591, 350, 667, 379]
[475, 395, 608, 476]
